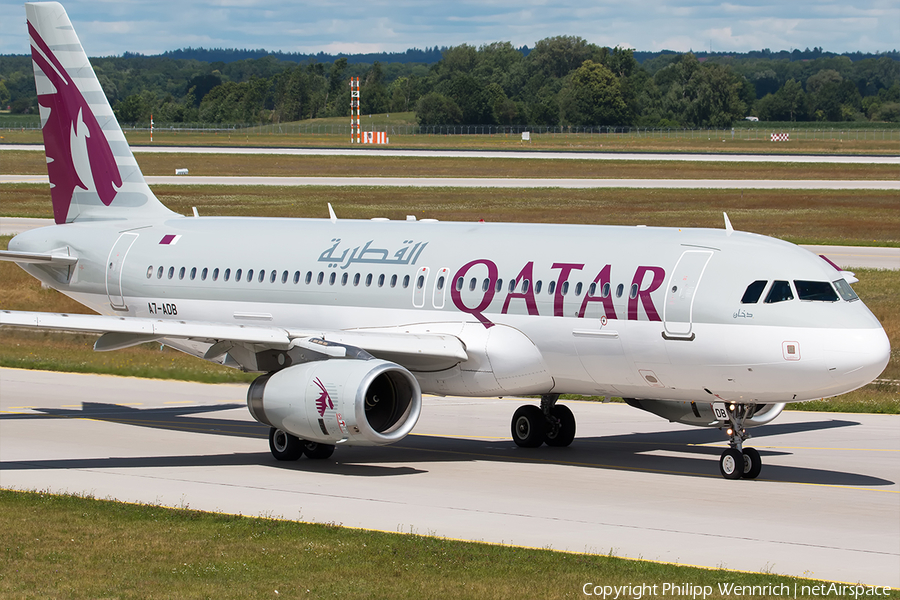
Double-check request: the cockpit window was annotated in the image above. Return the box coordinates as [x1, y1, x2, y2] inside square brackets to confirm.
[741, 280, 767, 304]
[764, 280, 793, 304]
[794, 280, 839, 302]
[833, 278, 859, 302]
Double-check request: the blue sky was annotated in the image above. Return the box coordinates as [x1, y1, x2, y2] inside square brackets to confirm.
[4, 1, 898, 57]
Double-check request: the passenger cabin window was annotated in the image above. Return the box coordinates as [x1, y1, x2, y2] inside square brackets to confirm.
[741, 280, 767, 304]
[342, 273, 349, 286]
[190, 267, 196, 280]
[224, 268, 231, 281]
[547, 281, 555, 295]
[765, 280, 793, 303]
[834, 279, 859, 302]
[534, 281, 542, 294]
[795, 280, 839, 302]
[146, 266, 153, 279]
[247, 269, 254, 282]
[615, 284, 624, 298]
[235, 269, 242, 281]
[212, 268, 218, 281]
[403, 275, 410, 288]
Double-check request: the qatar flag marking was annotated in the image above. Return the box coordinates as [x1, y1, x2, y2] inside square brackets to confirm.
[159, 234, 181, 245]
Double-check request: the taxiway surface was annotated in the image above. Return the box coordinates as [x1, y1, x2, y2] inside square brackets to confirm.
[1, 368, 897, 586]
[2, 174, 898, 190]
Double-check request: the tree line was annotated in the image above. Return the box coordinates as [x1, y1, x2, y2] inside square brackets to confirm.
[1, 37, 897, 127]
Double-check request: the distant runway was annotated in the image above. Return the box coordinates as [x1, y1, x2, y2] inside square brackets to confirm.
[1, 368, 897, 586]
[2, 174, 898, 190]
[3, 144, 899, 164]
[2, 217, 896, 269]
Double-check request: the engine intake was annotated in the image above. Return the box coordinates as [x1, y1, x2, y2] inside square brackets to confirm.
[247, 359, 421, 446]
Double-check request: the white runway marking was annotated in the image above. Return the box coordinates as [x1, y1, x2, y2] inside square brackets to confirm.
[2, 174, 897, 190]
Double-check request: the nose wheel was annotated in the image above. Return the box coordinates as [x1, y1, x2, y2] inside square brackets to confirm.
[715, 402, 762, 480]
[511, 394, 576, 448]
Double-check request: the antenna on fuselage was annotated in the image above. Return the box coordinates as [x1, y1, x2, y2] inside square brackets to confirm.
[723, 212, 734, 236]
[328, 203, 337, 223]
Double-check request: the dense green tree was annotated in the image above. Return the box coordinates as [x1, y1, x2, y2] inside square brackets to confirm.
[415, 92, 462, 125]
[558, 60, 628, 126]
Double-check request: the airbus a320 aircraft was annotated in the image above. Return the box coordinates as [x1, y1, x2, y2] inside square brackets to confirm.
[2, 2, 890, 479]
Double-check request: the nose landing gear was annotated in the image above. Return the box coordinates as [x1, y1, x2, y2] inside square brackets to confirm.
[716, 402, 762, 480]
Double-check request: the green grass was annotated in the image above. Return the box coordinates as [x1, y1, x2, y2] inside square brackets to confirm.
[5, 149, 899, 181]
[3, 184, 899, 247]
[1, 490, 893, 599]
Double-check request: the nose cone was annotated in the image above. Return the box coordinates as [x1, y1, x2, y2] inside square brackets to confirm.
[826, 325, 891, 393]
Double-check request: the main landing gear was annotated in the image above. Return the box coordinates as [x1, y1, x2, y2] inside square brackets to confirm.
[269, 428, 335, 461]
[511, 394, 576, 448]
[717, 403, 762, 480]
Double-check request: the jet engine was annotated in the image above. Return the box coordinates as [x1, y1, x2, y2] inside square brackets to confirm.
[247, 359, 421, 446]
[624, 399, 785, 428]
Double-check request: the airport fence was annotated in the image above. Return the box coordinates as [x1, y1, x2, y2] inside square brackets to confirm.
[4, 120, 900, 141]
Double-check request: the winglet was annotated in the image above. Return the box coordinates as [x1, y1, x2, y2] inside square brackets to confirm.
[723, 212, 734, 235]
[328, 203, 337, 223]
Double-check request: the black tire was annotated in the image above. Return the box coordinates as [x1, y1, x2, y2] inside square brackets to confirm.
[303, 441, 336, 460]
[511, 405, 546, 448]
[269, 427, 304, 461]
[719, 448, 743, 479]
[741, 447, 762, 480]
[545, 404, 576, 447]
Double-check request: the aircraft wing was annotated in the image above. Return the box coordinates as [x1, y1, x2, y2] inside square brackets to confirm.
[0, 310, 468, 371]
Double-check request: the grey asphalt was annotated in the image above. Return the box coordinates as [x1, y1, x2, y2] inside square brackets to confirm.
[2, 173, 898, 190]
[3, 217, 896, 270]
[0, 368, 897, 586]
[3, 144, 899, 164]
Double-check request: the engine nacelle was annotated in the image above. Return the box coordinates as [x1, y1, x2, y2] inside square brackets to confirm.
[247, 359, 421, 446]
[624, 399, 786, 428]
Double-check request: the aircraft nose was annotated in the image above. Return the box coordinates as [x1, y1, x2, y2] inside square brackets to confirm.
[826, 326, 891, 390]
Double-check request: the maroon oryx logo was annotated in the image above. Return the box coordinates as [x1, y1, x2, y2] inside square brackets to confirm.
[313, 378, 334, 417]
[29, 23, 122, 224]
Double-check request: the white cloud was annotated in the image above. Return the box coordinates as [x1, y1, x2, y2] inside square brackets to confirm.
[2, 0, 897, 56]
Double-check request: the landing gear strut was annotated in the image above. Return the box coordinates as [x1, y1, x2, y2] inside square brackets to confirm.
[511, 394, 576, 448]
[716, 403, 762, 480]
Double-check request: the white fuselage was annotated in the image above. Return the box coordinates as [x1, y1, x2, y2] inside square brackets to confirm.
[11, 215, 890, 405]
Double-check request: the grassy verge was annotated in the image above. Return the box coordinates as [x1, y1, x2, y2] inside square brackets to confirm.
[3, 185, 899, 247]
[1, 490, 892, 599]
[4, 149, 899, 181]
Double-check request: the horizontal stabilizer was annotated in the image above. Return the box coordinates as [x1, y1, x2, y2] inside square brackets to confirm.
[0, 250, 77, 266]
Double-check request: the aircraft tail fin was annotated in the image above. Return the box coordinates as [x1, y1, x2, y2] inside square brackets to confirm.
[26, 2, 176, 225]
